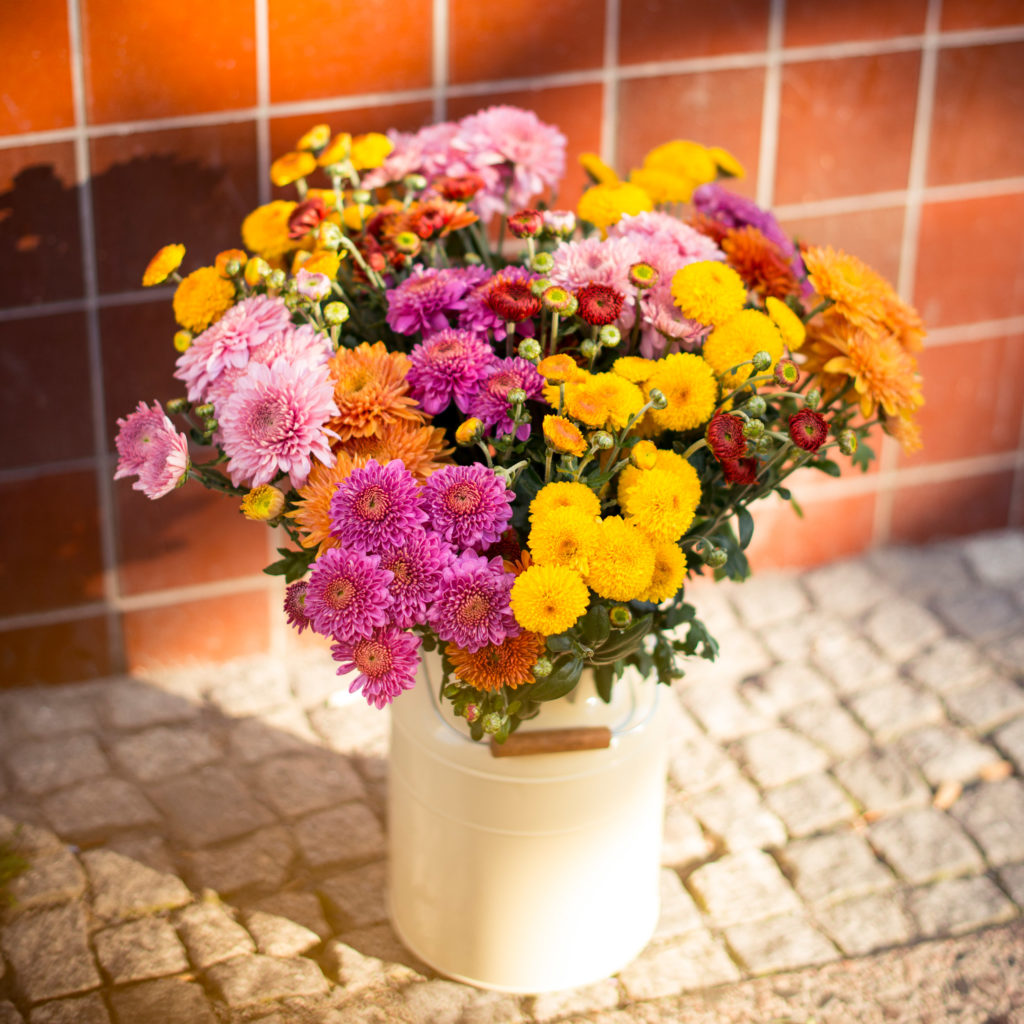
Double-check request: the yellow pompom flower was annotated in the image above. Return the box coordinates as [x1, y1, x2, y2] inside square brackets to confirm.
[350, 132, 394, 171]
[586, 373, 646, 430]
[579, 151, 620, 185]
[643, 140, 717, 185]
[296, 124, 331, 151]
[619, 465, 701, 543]
[577, 182, 653, 233]
[530, 481, 601, 523]
[142, 243, 185, 287]
[172, 267, 235, 333]
[630, 439, 658, 470]
[612, 355, 656, 384]
[302, 250, 342, 278]
[342, 203, 376, 232]
[510, 564, 590, 635]
[455, 418, 484, 446]
[646, 352, 719, 434]
[529, 507, 599, 574]
[630, 166, 695, 204]
[242, 201, 299, 262]
[617, 448, 694, 505]
[671, 260, 748, 326]
[270, 151, 317, 187]
[240, 484, 286, 521]
[704, 309, 785, 390]
[765, 296, 806, 351]
[318, 133, 352, 166]
[584, 517, 655, 602]
[643, 540, 687, 603]
[543, 415, 587, 457]
[708, 146, 745, 179]
[537, 353, 579, 382]
[564, 378, 612, 428]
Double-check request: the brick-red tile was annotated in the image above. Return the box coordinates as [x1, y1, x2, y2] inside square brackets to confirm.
[941, 0, 1024, 29]
[784, 0, 926, 45]
[0, 616, 113, 687]
[889, 471, 1014, 543]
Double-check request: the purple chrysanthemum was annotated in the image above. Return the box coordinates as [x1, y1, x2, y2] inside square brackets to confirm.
[378, 528, 452, 628]
[385, 265, 488, 336]
[331, 627, 421, 709]
[113, 400, 191, 500]
[427, 552, 519, 652]
[466, 357, 544, 441]
[283, 580, 312, 634]
[422, 463, 514, 552]
[218, 355, 338, 489]
[304, 547, 394, 641]
[407, 328, 498, 415]
[328, 458, 427, 553]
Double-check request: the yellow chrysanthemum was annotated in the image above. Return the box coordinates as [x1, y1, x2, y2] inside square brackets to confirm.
[240, 484, 285, 522]
[708, 146, 745, 179]
[142, 243, 185, 287]
[630, 166, 695, 204]
[510, 564, 590, 635]
[765, 296, 806, 351]
[577, 182, 653, 233]
[318, 133, 352, 167]
[584, 517, 655, 602]
[350, 132, 394, 171]
[612, 356, 657, 384]
[172, 267, 235, 333]
[455, 418, 484, 446]
[270, 151, 317, 187]
[643, 540, 688, 603]
[579, 151, 620, 185]
[643, 140, 717, 186]
[529, 507, 599, 574]
[342, 203, 376, 232]
[301, 250, 342, 278]
[543, 415, 587, 457]
[214, 248, 247, 276]
[619, 466, 701, 543]
[670, 260, 748, 327]
[529, 481, 601, 524]
[703, 309, 785, 391]
[447, 632, 548, 692]
[242, 201, 300, 263]
[563, 378, 612, 428]
[646, 352, 719, 434]
[296, 124, 331, 151]
[630, 439, 658, 470]
[537, 353, 580, 383]
[617, 448, 694, 505]
[586, 373, 646, 430]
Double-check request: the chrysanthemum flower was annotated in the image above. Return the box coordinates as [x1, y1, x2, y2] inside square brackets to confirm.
[563, 377, 611, 428]
[326, 341, 420, 442]
[579, 151, 619, 185]
[510, 564, 590, 635]
[113, 400, 191, 500]
[507, 208, 543, 239]
[378, 528, 451, 628]
[301, 250, 342, 278]
[529, 507, 599, 574]
[616, 448, 694, 505]
[646, 352, 718, 434]
[536, 353, 579, 382]
[630, 166, 695, 204]
[350, 132, 395, 171]
[765, 296, 806, 351]
[577, 182, 653, 233]
[219, 356, 338, 489]
[242, 201, 303, 263]
[542, 415, 587, 457]
[447, 631, 547, 691]
[331, 627, 420, 709]
[284, 580, 312, 634]
[289, 449, 369, 553]
[643, 541, 687, 603]
[240, 484, 285, 521]
[343, 418, 453, 483]
[296, 124, 331, 151]
[428, 552, 519, 652]
[529, 481, 601, 523]
[270, 151, 317, 187]
[385, 265, 486, 336]
[215, 248, 247, 275]
[585, 373, 646, 430]
[575, 283, 625, 326]
[423, 463, 514, 551]
[486, 277, 542, 322]
[789, 409, 829, 452]
[305, 547, 393, 640]
[327, 458, 426, 553]
[620, 465, 701, 543]
[802, 245, 890, 336]
[612, 356, 657, 384]
[706, 412, 748, 461]
[142, 244, 185, 287]
[584, 517, 655, 602]
[703, 310, 784, 391]
[468, 357, 545, 440]
[407, 328, 498, 415]
[643, 139, 717, 185]
[172, 267, 235, 334]
[670, 261, 747, 327]
[721, 227, 800, 300]
[722, 457, 759, 485]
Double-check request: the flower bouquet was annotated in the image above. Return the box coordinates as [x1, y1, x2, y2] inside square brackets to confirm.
[117, 106, 925, 745]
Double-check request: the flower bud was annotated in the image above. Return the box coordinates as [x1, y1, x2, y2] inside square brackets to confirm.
[318, 221, 343, 251]
[742, 418, 765, 439]
[530, 252, 554, 274]
[352, 188, 372, 205]
[591, 431, 614, 450]
[202, 418, 219, 434]
[705, 546, 729, 568]
[648, 388, 668, 410]
[753, 435, 774, 455]
[838, 429, 858, 456]
[508, 208, 543, 239]
[628, 262, 659, 289]
[744, 395, 766, 417]
[804, 389, 821, 410]
[541, 285, 574, 313]
[173, 330, 193, 353]
[518, 338, 542, 361]
[630, 440, 658, 470]
[579, 339, 597, 358]
[224, 259, 242, 277]
[394, 231, 421, 256]
[324, 301, 350, 325]
[752, 350, 773, 372]
[244, 257, 271, 287]
[195, 404, 215, 419]
[455, 418, 484, 446]
[295, 268, 331, 301]
[240, 484, 286, 521]
[507, 388, 527, 405]
[166, 397, 189, 415]
[609, 605, 633, 629]
[464, 252, 483, 265]
[443, 684, 461, 699]
[267, 269, 287, 290]
[402, 174, 428, 192]
[542, 209, 576, 236]
[599, 325, 621, 348]
[532, 656, 553, 678]
[481, 712, 503, 735]
[531, 277, 553, 298]
[774, 358, 799, 386]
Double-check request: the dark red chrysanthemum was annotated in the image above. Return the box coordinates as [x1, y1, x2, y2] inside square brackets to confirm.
[789, 409, 828, 452]
[706, 412, 748, 461]
[721, 457, 759, 485]
[508, 209, 543, 239]
[575, 283, 624, 326]
[486, 279, 542, 322]
[287, 195, 327, 240]
[436, 174, 485, 201]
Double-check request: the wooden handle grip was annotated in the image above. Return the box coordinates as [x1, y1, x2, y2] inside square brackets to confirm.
[490, 726, 612, 757]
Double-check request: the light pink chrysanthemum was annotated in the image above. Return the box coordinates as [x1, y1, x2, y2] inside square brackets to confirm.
[610, 211, 724, 266]
[328, 458, 427, 553]
[422, 463, 514, 551]
[549, 236, 641, 329]
[304, 547, 393, 640]
[407, 328, 498, 414]
[378, 528, 452, 628]
[218, 355, 338, 489]
[331, 627, 421, 709]
[113, 400, 190, 500]
[427, 552, 519, 652]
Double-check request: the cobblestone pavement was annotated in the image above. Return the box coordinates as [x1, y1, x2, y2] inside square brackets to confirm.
[1, 529, 1023, 1023]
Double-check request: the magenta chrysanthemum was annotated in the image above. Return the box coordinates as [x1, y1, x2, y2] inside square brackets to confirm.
[422, 463, 514, 551]
[113, 400, 190, 500]
[218, 355, 338, 489]
[466, 357, 544, 441]
[427, 552, 519, 652]
[331, 627, 421, 709]
[406, 328, 498, 415]
[284, 580, 312, 634]
[328, 458, 427, 553]
[304, 547, 394, 640]
[385, 265, 488, 336]
[378, 528, 452, 628]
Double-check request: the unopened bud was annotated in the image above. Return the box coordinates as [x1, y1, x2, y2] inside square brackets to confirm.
[507, 388, 527, 405]
[531, 277, 553, 299]
[804, 389, 821, 410]
[481, 712, 503, 735]
[463, 704, 480, 723]
[774, 358, 799, 386]
[443, 684, 461, 699]
[751, 350, 773, 373]
[744, 395, 767, 417]
[464, 252, 483, 265]
[532, 656, 553, 678]
[393, 231, 421, 256]
[705, 546, 729, 568]
[591, 431, 614, 450]
[628, 262, 659, 290]
[244, 257, 271, 287]
[403, 174, 428, 192]
[518, 338, 542, 361]
[631, 440, 658, 470]
[318, 221, 343, 250]
[648, 388, 668, 410]
[579, 339, 597, 358]
[742, 418, 765, 440]
[224, 259, 242, 277]
[609, 605, 633, 628]
[240, 484, 285, 521]
[267, 269, 287, 290]
[324, 302, 350, 325]
[838, 429, 858, 456]
[166, 397, 189, 415]
[202, 418, 219, 433]
[455, 418, 484, 446]
[173, 330, 193, 353]
[352, 189, 372, 205]
[753, 435, 774, 455]
[530, 252, 554, 274]
[599, 325, 621, 348]
[195, 404, 215, 419]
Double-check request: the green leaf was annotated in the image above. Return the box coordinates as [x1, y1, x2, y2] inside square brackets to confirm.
[736, 505, 754, 550]
[809, 458, 841, 478]
[262, 546, 316, 583]
[511, 465, 545, 534]
[852, 439, 875, 473]
[547, 634, 573, 653]
[527, 654, 583, 702]
[577, 604, 610, 646]
[588, 612, 653, 664]
[593, 662, 616, 703]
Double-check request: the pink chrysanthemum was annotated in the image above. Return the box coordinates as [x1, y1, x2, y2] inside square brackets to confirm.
[328, 458, 427, 553]
[218, 356, 338, 489]
[427, 551, 519, 652]
[407, 328, 498, 415]
[466, 357, 545, 441]
[611, 211, 724, 266]
[174, 295, 293, 403]
[378, 528, 452, 628]
[304, 547, 394, 640]
[284, 580, 312, 634]
[331, 627, 421, 709]
[385, 265, 488, 336]
[422, 463, 514, 551]
[548, 236, 640, 329]
[113, 400, 190, 500]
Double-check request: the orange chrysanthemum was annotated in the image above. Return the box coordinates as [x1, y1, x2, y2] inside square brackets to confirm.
[543, 415, 587, 456]
[288, 450, 369, 553]
[326, 341, 421, 442]
[446, 632, 547, 692]
[802, 246, 892, 335]
[142, 243, 185, 287]
[342, 418, 453, 482]
[721, 226, 800, 300]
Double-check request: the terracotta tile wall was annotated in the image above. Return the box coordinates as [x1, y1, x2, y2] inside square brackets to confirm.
[2, 1, 1022, 684]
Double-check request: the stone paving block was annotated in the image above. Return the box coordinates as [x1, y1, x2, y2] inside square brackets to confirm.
[5, 735, 109, 796]
[995, 715, 1024, 772]
[206, 664, 294, 717]
[40, 777, 160, 842]
[764, 772, 857, 838]
[950, 778, 1024, 866]
[108, 977, 217, 1024]
[181, 825, 295, 895]
[678, 678, 770, 741]
[867, 542, 973, 600]
[908, 637, 995, 693]
[309, 702, 390, 759]
[175, 901, 255, 969]
[295, 803, 386, 869]
[93, 917, 189, 984]
[991, 631, 1024, 675]
[147, 765, 275, 846]
[897, 725, 1004, 787]
[666, 733, 741, 795]
[99, 681, 199, 730]
[5, 686, 100, 738]
[803, 558, 887, 616]
[677, 628, 772, 689]
[815, 891, 916, 957]
[999, 863, 1024, 906]
[933, 587, 1023, 642]
[687, 779, 787, 851]
[401, 979, 471, 1024]
[687, 849, 801, 926]
[945, 678, 1024, 733]
[723, 912, 838, 974]
[755, 610, 836, 664]
[81, 849, 191, 922]
[207, 953, 331, 1007]
[287, 652, 349, 708]
[228, 705, 320, 763]
[0, 1003, 21, 1024]
[28, 993, 110, 1024]
[738, 663, 833, 717]
[812, 629, 895, 695]
[319, 862, 388, 931]
[848, 682, 944, 742]
[832, 749, 931, 816]
[779, 831, 894, 905]
[617, 929, 740, 999]
[323, 938, 422, 992]
[907, 875, 1018, 938]
[660, 801, 713, 868]
[862, 599, 945, 664]
[101, 834, 177, 875]
[246, 891, 332, 942]
[784, 700, 872, 760]
[962, 529, 1024, 587]
[256, 753, 366, 818]
[243, 908, 321, 957]
[733, 727, 828, 788]
[529, 977, 619, 1022]
[867, 808, 985, 885]
[0, 903, 100, 1003]
[110, 724, 221, 783]
[2, 824, 85, 912]
[653, 868, 704, 939]
[727, 572, 809, 629]
[460, 990, 526, 1024]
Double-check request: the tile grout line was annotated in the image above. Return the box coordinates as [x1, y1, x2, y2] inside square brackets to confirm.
[65, 0, 125, 672]
[600, 0, 620, 167]
[755, 0, 785, 207]
[432, 0, 449, 124]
